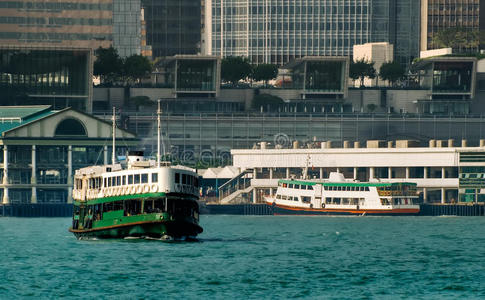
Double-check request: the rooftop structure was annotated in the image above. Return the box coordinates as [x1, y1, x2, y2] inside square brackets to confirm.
[0, 45, 94, 112]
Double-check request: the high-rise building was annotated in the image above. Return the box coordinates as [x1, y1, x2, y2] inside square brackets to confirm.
[142, 0, 201, 58]
[421, 0, 483, 52]
[113, 0, 141, 57]
[204, 0, 419, 66]
[0, 0, 113, 49]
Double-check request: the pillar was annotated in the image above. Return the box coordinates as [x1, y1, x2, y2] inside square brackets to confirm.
[441, 188, 446, 204]
[103, 145, 108, 165]
[286, 168, 290, 179]
[353, 167, 357, 180]
[405, 167, 410, 179]
[388, 167, 392, 179]
[269, 168, 273, 179]
[253, 168, 257, 179]
[2, 146, 8, 204]
[423, 187, 428, 203]
[423, 167, 428, 178]
[67, 145, 73, 204]
[252, 188, 257, 203]
[320, 168, 323, 179]
[369, 167, 375, 180]
[441, 167, 446, 179]
[31, 145, 37, 204]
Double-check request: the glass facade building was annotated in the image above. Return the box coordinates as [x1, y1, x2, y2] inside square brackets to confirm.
[113, 0, 142, 57]
[0, 0, 113, 49]
[0, 46, 93, 112]
[421, 0, 483, 52]
[205, 0, 420, 66]
[142, 0, 201, 58]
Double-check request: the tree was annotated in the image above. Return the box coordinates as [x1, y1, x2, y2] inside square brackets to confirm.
[432, 28, 479, 50]
[123, 54, 152, 84]
[221, 56, 252, 85]
[93, 46, 123, 84]
[349, 58, 376, 87]
[252, 64, 278, 86]
[379, 61, 405, 86]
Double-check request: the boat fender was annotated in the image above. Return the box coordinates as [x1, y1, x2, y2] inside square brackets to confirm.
[321, 203, 325, 209]
[151, 184, 158, 193]
[143, 184, 150, 193]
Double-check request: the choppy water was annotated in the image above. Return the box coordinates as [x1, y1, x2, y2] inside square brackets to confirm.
[1, 216, 485, 299]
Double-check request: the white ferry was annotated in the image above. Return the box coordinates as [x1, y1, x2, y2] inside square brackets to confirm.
[265, 172, 420, 215]
[69, 104, 202, 240]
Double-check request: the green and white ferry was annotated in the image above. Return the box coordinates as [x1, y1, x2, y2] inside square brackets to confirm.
[69, 105, 202, 240]
[265, 172, 420, 215]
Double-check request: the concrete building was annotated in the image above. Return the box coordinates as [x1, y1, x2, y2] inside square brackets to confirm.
[0, 45, 94, 112]
[353, 42, 393, 87]
[205, 0, 419, 66]
[0, 0, 113, 49]
[227, 140, 485, 204]
[0, 105, 137, 206]
[142, 0, 201, 58]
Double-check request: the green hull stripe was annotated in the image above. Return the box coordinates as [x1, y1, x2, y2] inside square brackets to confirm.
[74, 192, 167, 206]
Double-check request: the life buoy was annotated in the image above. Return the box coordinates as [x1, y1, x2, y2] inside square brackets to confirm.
[143, 184, 150, 193]
[321, 203, 326, 209]
[151, 184, 158, 193]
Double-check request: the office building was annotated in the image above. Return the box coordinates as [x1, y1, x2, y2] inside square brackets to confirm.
[205, 0, 420, 66]
[142, 0, 201, 58]
[113, 0, 142, 57]
[0, 0, 113, 49]
[421, 0, 483, 52]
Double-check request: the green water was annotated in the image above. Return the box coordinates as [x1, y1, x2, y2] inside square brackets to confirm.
[1, 216, 484, 299]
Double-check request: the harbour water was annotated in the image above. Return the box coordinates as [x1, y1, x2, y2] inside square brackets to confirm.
[1, 216, 484, 298]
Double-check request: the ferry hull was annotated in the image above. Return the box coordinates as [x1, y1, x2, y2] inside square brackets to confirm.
[269, 203, 420, 216]
[69, 219, 202, 240]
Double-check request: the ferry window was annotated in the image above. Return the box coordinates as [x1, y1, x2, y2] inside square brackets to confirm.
[326, 197, 331, 204]
[122, 176, 126, 185]
[283, 183, 287, 187]
[103, 178, 107, 187]
[117, 176, 121, 186]
[276, 195, 281, 199]
[289, 184, 293, 188]
[141, 173, 148, 183]
[175, 173, 180, 183]
[188, 175, 193, 185]
[337, 186, 342, 191]
[194, 177, 199, 187]
[152, 173, 158, 183]
[134, 174, 140, 184]
[365, 187, 370, 191]
[308, 185, 313, 190]
[295, 184, 300, 189]
[182, 174, 187, 184]
[294, 196, 299, 202]
[302, 196, 311, 203]
[128, 175, 133, 184]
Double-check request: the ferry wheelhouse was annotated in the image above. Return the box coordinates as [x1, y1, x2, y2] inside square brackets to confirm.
[69, 104, 202, 240]
[265, 172, 420, 215]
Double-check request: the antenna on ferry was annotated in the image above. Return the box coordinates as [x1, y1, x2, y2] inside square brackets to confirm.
[112, 106, 116, 165]
[157, 99, 161, 168]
